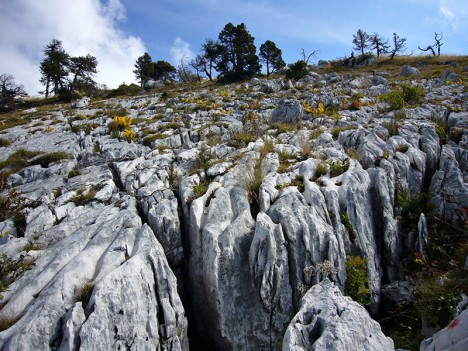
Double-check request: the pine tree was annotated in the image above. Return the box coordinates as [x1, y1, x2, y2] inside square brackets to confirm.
[68, 54, 98, 95]
[369, 33, 389, 57]
[352, 29, 370, 56]
[133, 52, 154, 88]
[192, 38, 219, 81]
[216, 22, 261, 81]
[259, 40, 285, 77]
[390, 33, 407, 59]
[39, 39, 70, 97]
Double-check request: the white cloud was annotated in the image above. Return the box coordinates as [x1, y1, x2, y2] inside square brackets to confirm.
[439, 0, 468, 32]
[170, 37, 195, 66]
[0, 0, 146, 95]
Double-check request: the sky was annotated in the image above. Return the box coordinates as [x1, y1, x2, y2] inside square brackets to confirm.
[0, 0, 467, 95]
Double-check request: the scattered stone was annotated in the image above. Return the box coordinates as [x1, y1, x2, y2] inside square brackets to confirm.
[440, 69, 461, 84]
[270, 98, 304, 124]
[401, 65, 420, 76]
[282, 279, 394, 351]
[71, 97, 90, 109]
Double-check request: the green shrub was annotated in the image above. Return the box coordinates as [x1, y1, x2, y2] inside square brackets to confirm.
[400, 83, 424, 105]
[394, 109, 407, 121]
[346, 148, 359, 160]
[382, 90, 406, 111]
[142, 133, 166, 147]
[0, 253, 35, 301]
[286, 60, 308, 81]
[0, 138, 11, 147]
[30, 152, 68, 168]
[290, 175, 305, 193]
[68, 169, 81, 178]
[382, 83, 424, 111]
[106, 83, 141, 98]
[383, 120, 399, 136]
[330, 125, 357, 139]
[0, 314, 20, 332]
[414, 276, 460, 328]
[77, 282, 95, 308]
[67, 186, 99, 206]
[193, 179, 208, 198]
[242, 157, 264, 218]
[341, 211, 355, 239]
[395, 144, 409, 153]
[315, 162, 328, 177]
[327, 158, 350, 177]
[345, 255, 370, 305]
[449, 128, 464, 144]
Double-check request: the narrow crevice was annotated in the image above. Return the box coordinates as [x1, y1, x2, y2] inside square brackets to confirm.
[107, 162, 125, 191]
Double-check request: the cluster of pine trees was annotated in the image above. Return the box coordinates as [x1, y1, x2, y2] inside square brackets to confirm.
[134, 22, 286, 87]
[0, 22, 444, 108]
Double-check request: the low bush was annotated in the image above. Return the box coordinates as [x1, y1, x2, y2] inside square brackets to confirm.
[327, 158, 350, 177]
[0, 253, 35, 300]
[383, 120, 399, 136]
[315, 162, 328, 177]
[0, 138, 11, 147]
[285, 60, 308, 81]
[345, 255, 370, 306]
[77, 282, 95, 308]
[382, 90, 406, 111]
[30, 152, 69, 168]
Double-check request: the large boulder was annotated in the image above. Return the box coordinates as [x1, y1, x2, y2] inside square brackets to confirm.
[270, 98, 304, 124]
[282, 279, 394, 351]
[420, 309, 468, 351]
[0, 204, 188, 351]
[401, 65, 420, 76]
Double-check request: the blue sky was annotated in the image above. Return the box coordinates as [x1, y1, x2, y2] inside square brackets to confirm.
[1, 0, 467, 95]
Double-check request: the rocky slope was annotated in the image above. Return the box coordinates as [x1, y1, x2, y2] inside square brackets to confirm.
[0, 59, 467, 350]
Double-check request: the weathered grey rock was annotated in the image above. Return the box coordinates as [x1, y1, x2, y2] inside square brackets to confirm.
[349, 76, 370, 88]
[24, 204, 55, 238]
[268, 188, 346, 305]
[188, 183, 271, 350]
[381, 281, 415, 306]
[430, 145, 468, 225]
[370, 75, 388, 85]
[339, 166, 382, 314]
[401, 65, 420, 76]
[448, 111, 468, 129]
[58, 302, 86, 351]
[249, 213, 294, 349]
[368, 167, 400, 282]
[420, 309, 468, 351]
[0, 204, 188, 351]
[420, 124, 441, 185]
[270, 98, 304, 124]
[71, 97, 90, 109]
[440, 69, 462, 85]
[261, 79, 282, 94]
[142, 192, 183, 266]
[206, 161, 232, 177]
[282, 279, 394, 351]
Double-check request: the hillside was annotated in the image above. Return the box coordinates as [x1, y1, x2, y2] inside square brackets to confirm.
[0, 56, 467, 351]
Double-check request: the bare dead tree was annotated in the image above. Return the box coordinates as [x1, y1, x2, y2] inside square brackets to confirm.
[418, 45, 436, 56]
[418, 32, 443, 57]
[434, 32, 443, 56]
[301, 48, 319, 64]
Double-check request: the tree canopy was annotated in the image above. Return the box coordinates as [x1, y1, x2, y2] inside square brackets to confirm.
[353, 29, 370, 56]
[216, 22, 261, 81]
[259, 40, 285, 77]
[133, 52, 154, 88]
[0, 74, 27, 111]
[39, 39, 98, 98]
